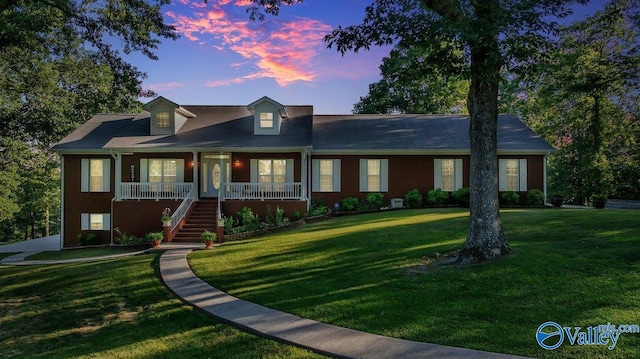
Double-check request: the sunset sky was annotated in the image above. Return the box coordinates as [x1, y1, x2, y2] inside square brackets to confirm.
[133, 0, 606, 114]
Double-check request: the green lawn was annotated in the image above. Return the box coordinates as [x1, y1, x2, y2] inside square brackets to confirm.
[189, 209, 640, 359]
[0, 254, 323, 358]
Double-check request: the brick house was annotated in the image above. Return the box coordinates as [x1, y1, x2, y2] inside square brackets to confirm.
[51, 96, 554, 248]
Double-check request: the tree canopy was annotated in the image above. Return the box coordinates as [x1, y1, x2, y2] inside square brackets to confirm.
[0, 0, 178, 242]
[250, 0, 591, 263]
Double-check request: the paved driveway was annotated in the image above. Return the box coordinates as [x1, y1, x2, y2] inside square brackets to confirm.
[0, 235, 61, 253]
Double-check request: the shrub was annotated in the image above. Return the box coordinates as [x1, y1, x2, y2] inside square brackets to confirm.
[502, 191, 521, 205]
[77, 233, 100, 246]
[452, 187, 470, 206]
[427, 189, 449, 206]
[365, 192, 384, 209]
[292, 210, 302, 221]
[404, 189, 423, 208]
[223, 215, 234, 235]
[341, 197, 360, 212]
[114, 228, 146, 245]
[237, 207, 261, 231]
[526, 189, 545, 206]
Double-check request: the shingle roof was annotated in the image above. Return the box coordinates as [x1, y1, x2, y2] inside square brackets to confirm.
[312, 114, 553, 153]
[52, 106, 314, 151]
[51, 106, 552, 154]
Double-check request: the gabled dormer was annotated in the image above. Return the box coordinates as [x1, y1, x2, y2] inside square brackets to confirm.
[142, 96, 196, 135]
[247, 96, 289, 135]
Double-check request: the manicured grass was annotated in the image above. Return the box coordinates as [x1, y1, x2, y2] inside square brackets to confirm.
[0, 253, 323, 358]
[26, 247, 142, 260]
[189, 209, 640, 358]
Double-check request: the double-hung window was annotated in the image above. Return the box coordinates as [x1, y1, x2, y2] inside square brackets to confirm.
[434, 159, 463, 191]
[81, 158, 110, 192]
[149, 159, 177, 184]
[359, 159, 388, 192]
[259, 112, 274, 128]
[140, 159, 185, 193]
[312, 159, 341, 192]
[499, 159, 528, 191]
[251, 159, 294, 193]
[81, 213, 110, 231]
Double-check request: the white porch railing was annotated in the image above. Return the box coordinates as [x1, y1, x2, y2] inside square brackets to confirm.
[120, 183, 193, 200]
[221, 182, 302, 200]
[170, 186, 194, 231]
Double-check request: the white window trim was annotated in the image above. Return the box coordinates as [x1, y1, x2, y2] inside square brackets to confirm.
[259, 112, 274, 128]
[250, 159, 294, 183]
[81, 158, 110, 192]
[312, 159, 341, 192]
[499, 159, 528, 191]
[359, 159, 388, 192]
[434, 159, 463, 191]
[140, 159, 185, 183]
[81, 213, 110, 231]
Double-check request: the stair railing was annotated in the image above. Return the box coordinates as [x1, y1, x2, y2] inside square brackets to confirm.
[170, 185, 195, 232]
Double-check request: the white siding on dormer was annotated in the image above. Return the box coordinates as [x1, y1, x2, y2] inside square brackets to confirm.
[174, 112, 188, 133]
[253, 102, 282, 135]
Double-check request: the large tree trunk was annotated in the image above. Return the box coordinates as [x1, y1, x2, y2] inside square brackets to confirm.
[459, 23, 511, 263]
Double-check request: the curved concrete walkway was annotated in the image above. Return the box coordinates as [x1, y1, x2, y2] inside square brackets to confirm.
[160, 249, 530, 359]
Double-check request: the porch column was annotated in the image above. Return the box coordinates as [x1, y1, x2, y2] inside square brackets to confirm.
[301, 150, 308, 201]
[192, 151, 199, 201]
[114, 153, 122, 200]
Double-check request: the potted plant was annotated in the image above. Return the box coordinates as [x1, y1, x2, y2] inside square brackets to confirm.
[161, 208, 172, 227]
[201, 230, 217, 249]
[591, 194, 607, 209]
[146, 231, 164, 248]
[549, 191, 564, 207]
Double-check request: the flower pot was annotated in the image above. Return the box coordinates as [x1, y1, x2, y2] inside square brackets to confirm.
[152, 240, 161, 248]
[162, 220, 172, 227]
[205, 240, 214, 249]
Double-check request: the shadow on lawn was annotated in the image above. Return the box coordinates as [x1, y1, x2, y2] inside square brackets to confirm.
[190, 209, 640, 358]
[0, 254, 320, 358]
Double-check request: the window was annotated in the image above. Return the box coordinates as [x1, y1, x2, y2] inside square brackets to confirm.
[156, 112, 170, 128]
[81, 213, 110, 231]
[434, 159, 463, 192]
[319, 160, 334, 192]
[140, 159, 185, 189]
[359, 159, 388, 192]
[367, 159, 381, 192]
[312, 159, 341, 192]
[499, 159, 527, 191]
[506, 159, 519, 191]
[149, 159, 177, 183]
[441, 159, 455, 191]
[259, 159, 286, 187]
[81, 159, 110, 192]
[259, 112, 274, 128]
[250, 159, 293, 192]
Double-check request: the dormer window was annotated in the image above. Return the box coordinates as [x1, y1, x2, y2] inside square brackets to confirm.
[142, 96, 196, 136]
[260, 112, 274, 128]
[156, 112, 170, 128]
[248, 96, 289, 135]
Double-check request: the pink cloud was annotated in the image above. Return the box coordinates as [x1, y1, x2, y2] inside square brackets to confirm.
[166, 3, 332, 87]
[147, 82, 186, 91]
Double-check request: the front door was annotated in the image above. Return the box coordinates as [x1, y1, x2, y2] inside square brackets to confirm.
[201, 154, 230, 198]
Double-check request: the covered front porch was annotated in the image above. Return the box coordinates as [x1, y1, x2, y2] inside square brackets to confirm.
[111, 150, 310, 232]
